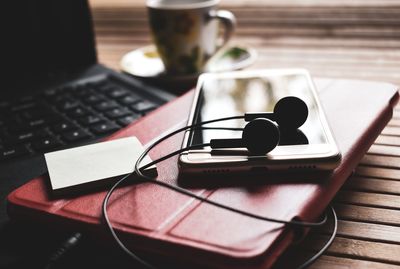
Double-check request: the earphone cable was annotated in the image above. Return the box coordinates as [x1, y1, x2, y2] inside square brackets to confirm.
[296, 205, 337, 269]
[103, 143, 334, 269]
[102, 143, 211, 269]
[102, 115, 335, 269]
[134, 115, 327, 227]
[134, 115, 245, 179]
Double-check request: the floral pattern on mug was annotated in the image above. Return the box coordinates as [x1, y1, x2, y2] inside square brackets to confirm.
[174, 13, 195, 35]
[147, 1, 235, 76]
[149, 10, 211, 75]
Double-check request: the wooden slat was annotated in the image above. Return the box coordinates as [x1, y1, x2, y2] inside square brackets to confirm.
[389, 119, 400, 127]
[309, 236, 400, 265]
[382, 126, 400, 136]
[344, 176, 400, 195]
[323, 220, 400, 244]
[360, 154, 400, 169]
[367, 144, 400, 156]
[335, 190, 400, 209]
[356, 166, 400, 180]
[310, 255, 400, 269]
[334, 204, 400, 226]
[375, 135, 400, 146]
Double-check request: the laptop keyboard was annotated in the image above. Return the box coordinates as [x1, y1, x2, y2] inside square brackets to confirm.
[0, 76, 161, 161]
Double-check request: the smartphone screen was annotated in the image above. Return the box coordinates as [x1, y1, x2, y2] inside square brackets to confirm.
[188, 72, 328, 151]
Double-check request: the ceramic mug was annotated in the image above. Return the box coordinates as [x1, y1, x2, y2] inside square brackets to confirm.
[147, 0, 236, 76]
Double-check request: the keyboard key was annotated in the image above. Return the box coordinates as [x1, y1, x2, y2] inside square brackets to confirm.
[90, 122, 120, 135]
[3, 129, 49, 145]
[61, 129, 91, 143]
[117, 114, 140, 127]
[107, 87, 129, 99]
[0, 145, 30, 160]
[118, 94, 141, 105]
[105, 108, 131, 119]
[73, 87, 93, 98]
[9, 117, 59, 133]
[131, 100, 157, 113]
[87, 78, 108, 89]
[83, 94, 105, 105]
[95, 101, 120, 111]
[11, 102, 37, 112]
[56, 99, 80, 111]
[51, 93, 72, 103]
[78, 115, 105, 126]
[67, 106, 90, 118]
[53, 121, 78, 133]
[96, 84, 115, 93]
[28, 119, 48, 128]
[20, 107, 54, 120]
[32, 137, 63, 151]
[43, 88, 60, 99]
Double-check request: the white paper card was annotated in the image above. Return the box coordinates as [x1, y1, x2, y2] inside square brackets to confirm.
[45, 137, 154, 192]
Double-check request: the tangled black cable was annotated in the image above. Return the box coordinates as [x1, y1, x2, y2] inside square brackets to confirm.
[102, 115, 337, 269]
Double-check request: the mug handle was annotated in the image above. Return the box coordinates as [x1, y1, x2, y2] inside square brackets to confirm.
[208, 10, 236, 49]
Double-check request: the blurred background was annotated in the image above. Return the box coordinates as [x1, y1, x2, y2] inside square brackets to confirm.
[89, 0, 400, 86]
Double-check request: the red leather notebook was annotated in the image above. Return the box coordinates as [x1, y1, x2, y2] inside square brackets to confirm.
[7, 78, 399, 269]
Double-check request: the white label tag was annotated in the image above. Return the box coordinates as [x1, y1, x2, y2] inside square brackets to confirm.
[45, 137, 155, 193]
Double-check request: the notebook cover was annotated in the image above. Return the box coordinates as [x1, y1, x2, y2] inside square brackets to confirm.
[7, 78, 399, 269]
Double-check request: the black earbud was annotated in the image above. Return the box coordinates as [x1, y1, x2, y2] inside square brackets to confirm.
[210, 96, 308, 155]
[210, 118, 280, 155]
[245, 96, 308, 130]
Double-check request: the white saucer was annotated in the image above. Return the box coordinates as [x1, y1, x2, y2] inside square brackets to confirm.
[120, 44, 257, 85]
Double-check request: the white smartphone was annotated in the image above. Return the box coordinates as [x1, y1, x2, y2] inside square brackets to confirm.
[179, 69, 341, 175]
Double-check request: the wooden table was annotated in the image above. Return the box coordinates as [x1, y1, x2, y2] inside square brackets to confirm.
[89, 1, 400, 268]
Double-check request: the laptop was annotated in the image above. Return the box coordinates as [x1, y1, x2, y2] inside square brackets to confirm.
[0, 1, 176, 267]
[0, 0, 174, 223]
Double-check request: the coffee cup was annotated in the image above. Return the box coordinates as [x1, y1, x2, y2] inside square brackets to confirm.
[147, 0, 236, 76]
